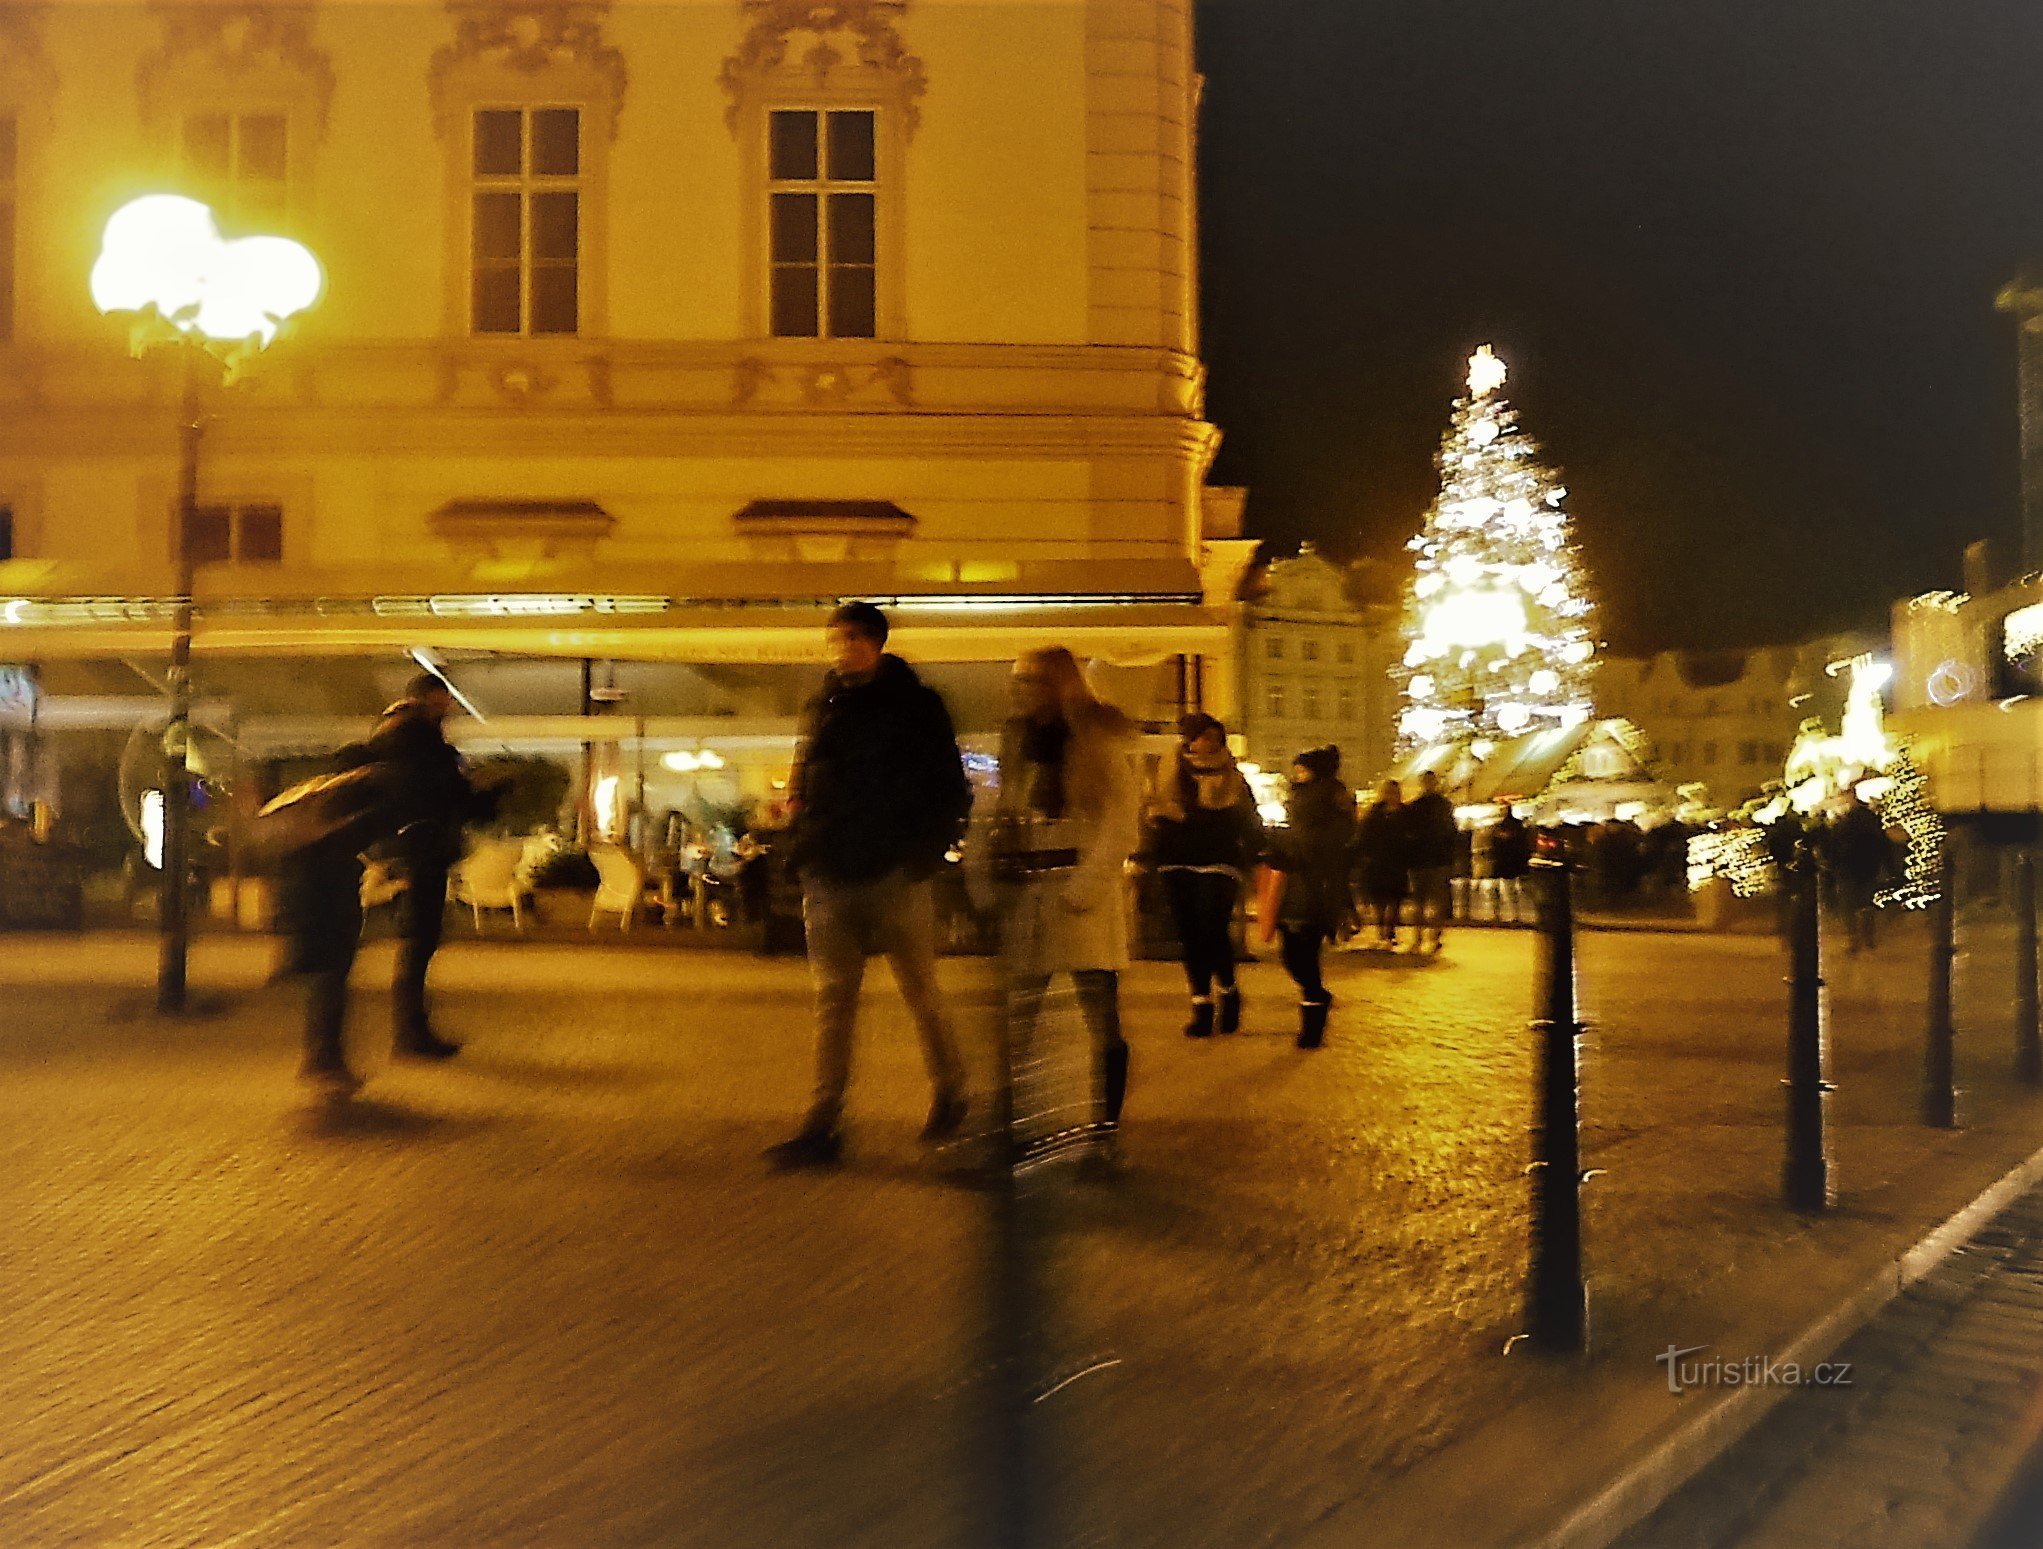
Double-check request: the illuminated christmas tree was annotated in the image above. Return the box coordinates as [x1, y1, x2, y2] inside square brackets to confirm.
[1396, 345, 1598, 753]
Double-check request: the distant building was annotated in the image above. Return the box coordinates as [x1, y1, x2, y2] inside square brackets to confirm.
[1237, 545, 1400, 782]
[1599, 638, 1876, 808]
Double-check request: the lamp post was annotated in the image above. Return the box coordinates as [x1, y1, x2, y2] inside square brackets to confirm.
[91, 195, 321, 1012]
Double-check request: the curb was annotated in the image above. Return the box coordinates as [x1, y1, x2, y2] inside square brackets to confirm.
[1530, 1132, 2043, 1549]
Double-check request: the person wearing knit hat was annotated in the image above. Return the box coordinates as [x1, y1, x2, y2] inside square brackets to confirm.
[1142, 714, 1263, 1037]
[1265, 746, 1355, 1049]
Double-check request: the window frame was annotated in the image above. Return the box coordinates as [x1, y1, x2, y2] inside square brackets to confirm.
[466, 104, 586, 339]
[737, 94, 904, 341]
[764, 107, 879, 341]
[179, 500, 286, 569]
[178, 108, 294, 232]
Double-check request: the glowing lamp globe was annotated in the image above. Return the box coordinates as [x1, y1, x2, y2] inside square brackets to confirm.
[92, 194, 323, 346]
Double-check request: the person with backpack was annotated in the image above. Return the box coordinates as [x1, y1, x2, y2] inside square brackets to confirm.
[1143, 713, 1262, 1038]
[268, 743, 402, 1097]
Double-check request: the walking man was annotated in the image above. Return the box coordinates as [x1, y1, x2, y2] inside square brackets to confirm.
[1405, 769, 1459, 954]
[369, 672, 494, 1058]
[771, 603, 972, 1167]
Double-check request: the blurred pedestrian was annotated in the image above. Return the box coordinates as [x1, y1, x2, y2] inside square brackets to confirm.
[368, 672, 497, 1058]
[1353, 779, 1410, 947]
[771, 603, 972, 1167]
[1486, 809, 1532, 923]
[1144, 712, 1262, 1038]
[267, 743, 401, 1097]
[1268, 746, 1355, 1049]
[993, 647, 1142, 1147]
[1405, 769, 1459, 954]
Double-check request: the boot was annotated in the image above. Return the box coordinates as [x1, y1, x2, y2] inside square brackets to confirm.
[1183, 997, 1214, 1038]
[1101, 1038, 1129, 1128]
[1216, 985, 1242, 1035]
[1297, 994, 1331, 1050]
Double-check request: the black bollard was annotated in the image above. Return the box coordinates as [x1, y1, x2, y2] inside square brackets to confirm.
[2018, 851, 2042, 1087]
[1782, 851, 1833, 1211]
[1527, 857, 1589, 1353]
[1922, 844, 1960, 1129]
[986, 980, 1040, 1549]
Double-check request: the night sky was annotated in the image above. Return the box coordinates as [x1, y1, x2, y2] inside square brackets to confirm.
[1196, 0, 2043, 653]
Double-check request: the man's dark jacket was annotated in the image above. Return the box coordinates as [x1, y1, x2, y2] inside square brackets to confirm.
[1404, 790, 1459, 871]
[789, 654, 969, 883]
[365, 702, 492, 871]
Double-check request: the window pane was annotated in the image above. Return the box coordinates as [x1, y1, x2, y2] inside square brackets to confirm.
[238, 179, 288, 226]
[827, 111, 876, 181]
[531, 108, 579, 176]
[472, 265, 521, 333]
[473, 191, 521, 261]
[237, 505, 283, 564]
[769, 110, 818, 181]
[474, 109, 522, 177]
[827, 265, 876, 338]
[530, 191, 577, 261]
[184, 506, 232, 565]
[185, 114, 231, 180]
[239, 115, 287, 181]
[530, 265, 578, 335]
[0, 117, 16, 185]
[827, 193, 874, 265]
[770, 266, 819, 338]
[770, 193, 818, 263]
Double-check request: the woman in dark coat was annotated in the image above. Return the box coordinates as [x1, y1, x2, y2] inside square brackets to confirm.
[1144, 713, 1263, 1037]
[1269, 746, 1356, 1049]
[1353, 779, 1411, 948]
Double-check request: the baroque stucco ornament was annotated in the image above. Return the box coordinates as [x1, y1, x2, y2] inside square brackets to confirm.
[428, 2, 629, 138]
[720, 0, 926, 134]
[137, 5, 337, 135]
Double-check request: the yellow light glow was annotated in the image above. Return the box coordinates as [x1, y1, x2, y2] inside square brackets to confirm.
[1422, 588, 1527, 651]
[591, 775, 623, 839]
[92, 195, 323, 345]
[141, 788, 164, 869]
[1468, 344, 1508, 397]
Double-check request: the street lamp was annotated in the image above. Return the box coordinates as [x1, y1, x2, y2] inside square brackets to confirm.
[91, 194, 322, 1012]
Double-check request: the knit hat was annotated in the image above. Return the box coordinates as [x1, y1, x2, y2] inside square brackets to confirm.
[1295, 745, 1341, 781]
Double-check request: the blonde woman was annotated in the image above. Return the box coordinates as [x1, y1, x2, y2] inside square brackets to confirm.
[991, 647, 1143, 1145]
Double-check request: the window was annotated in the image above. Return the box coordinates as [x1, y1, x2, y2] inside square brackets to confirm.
[471, 107, 581, 336]
[768, 108, 876, 339]
[1302, 639, 1320, 663]
[1303, 685, 1321, 719]
[1266, 636, 1284, 660]
[1738, 741, 1758, 765]
[182, 503, 282, 566]
[0, 115, 13, 342]
[182, 111, 288, 227]
[1338, 688, 1355, 722]
[0, 505, 12, 561]
[1702, 741, 1718, 766]
[1268, 685, 1285, 719]
[1337, 642, 1354, 666]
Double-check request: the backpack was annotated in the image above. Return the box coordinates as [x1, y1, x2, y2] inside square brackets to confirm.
[243, 765, 398, 871]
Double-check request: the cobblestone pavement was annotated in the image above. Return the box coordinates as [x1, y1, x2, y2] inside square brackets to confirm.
[1, 916, 2040, 1548]
[1612, 1184, 2043, 1549]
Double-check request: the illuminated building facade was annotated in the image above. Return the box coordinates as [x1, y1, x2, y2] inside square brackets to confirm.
[0, 0, 1239, 804]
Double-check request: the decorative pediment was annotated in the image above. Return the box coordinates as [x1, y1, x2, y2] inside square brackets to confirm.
[430, 498, 614, 561]
[428, 1, 628, 139]
[720, 0, 925, 135]
[137, 4, 336, 135]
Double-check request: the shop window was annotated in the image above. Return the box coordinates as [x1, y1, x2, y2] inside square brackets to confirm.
[183, 502, 282, 566]
[471, 106, 581, 336]
[768, 108, 877, 339]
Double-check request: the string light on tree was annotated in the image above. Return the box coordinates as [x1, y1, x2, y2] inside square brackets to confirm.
[1396, 345, 1599, 753]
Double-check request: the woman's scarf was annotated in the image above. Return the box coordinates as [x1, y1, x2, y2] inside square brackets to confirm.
[1153, 742, 1246, 824]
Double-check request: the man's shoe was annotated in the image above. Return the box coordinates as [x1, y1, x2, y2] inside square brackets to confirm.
[1297, 995, 1332, 1050]
[395, 1029, 462, 1060]
[1216, 986, 1242, 1035]
[921, 1093, 968, 1144]
[767, 1127, 843, 1169]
